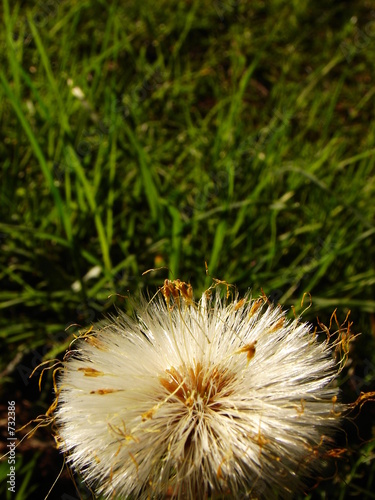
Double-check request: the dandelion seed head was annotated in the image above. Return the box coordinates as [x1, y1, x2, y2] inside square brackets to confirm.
[55, 283, 347, 499]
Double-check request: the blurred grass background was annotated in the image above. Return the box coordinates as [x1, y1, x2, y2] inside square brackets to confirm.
[1, 0, 375, 498]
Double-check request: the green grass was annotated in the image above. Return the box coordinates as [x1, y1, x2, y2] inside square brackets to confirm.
[1, 0, 375, 498]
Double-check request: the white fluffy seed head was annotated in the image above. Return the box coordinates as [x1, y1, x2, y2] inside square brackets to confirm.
[55, 285, 346, 499]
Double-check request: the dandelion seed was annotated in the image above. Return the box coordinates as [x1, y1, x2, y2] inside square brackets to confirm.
[55, 284, 348, 499]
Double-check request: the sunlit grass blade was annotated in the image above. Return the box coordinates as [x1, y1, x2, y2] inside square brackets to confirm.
[122, 121, 160, 222]
[26, 11, 71, 133]
[64, 145, 112, 273]
[0, 72, 73, 242]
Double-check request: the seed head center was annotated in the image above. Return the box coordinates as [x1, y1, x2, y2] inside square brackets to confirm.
[159, 362, 233, 409]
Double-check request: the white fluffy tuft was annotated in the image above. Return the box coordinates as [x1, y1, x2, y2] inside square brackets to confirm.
[55, 288, 345, 499]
